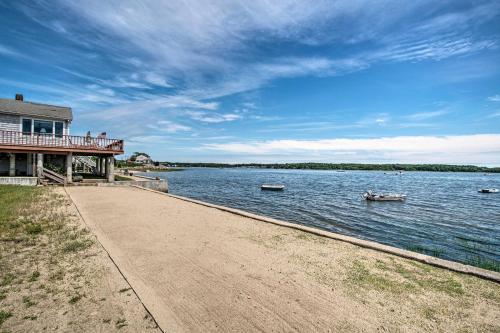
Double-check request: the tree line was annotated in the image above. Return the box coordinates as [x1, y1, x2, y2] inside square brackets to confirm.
[156, 162, 500, 173]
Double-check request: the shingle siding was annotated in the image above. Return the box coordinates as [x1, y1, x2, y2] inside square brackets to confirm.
[0, 114, 20, 132]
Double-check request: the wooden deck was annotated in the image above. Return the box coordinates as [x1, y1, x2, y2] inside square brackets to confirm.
[0, 130, 124, 155]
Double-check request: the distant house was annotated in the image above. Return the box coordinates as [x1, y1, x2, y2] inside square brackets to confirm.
[0, 94, 124, 184]
[135, 154, 152, 164]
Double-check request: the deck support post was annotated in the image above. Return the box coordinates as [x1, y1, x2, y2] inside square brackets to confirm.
[32, 154, 36, 176]
[106, 156, 114, 182]
[66, 152, 73, 184]
[27, 153, 32, 176]
[95, 157, 100, 175]
[37, 153, 43, 178]
[100, 158, 106, 176]
[9, 153, 15, 176]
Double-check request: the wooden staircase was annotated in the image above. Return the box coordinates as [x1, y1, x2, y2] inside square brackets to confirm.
[74, 156, 96, 173]
[39, 167, 66, 185]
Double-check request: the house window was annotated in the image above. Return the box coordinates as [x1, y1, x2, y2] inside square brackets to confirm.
[34, 120, 53, 134]
[22, 119, 32, 134]
[55, 122, 64, 137]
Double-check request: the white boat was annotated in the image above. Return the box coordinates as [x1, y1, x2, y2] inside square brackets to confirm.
[363, 190, 406, 201]
[478, 188, 499, 193]
[261, 184, 285, 191]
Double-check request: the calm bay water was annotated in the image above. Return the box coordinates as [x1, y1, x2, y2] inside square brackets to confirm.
[144, 168, 500, 267]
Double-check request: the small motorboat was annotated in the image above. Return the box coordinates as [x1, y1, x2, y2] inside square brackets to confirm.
[261, 184, 285, 191]
[478, 188, 499, 193]
[363, 190, 406, 201]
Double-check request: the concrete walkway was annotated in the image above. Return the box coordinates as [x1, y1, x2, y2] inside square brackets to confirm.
[66, 186, 500, 333]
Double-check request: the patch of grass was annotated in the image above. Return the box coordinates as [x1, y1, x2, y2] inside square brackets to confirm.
[115, 318, 127, 329]
[481, 289, 500, 303]
[0, 186, 109, 330]
[0, 311, 12, 327]
[347, 260, 414, 294]
[405, 244, 445, 258]
[418, 277, 464, 296]
[22, 296, 37, 308]
[102, 318, 111, 324]
[28, 271, 40, 282]
[295, 233, 310, 241]
[118, 287, 132, 293]
[374, 260, 388, 270]
[25, 224, 42, 235]
[75, 173, 106, 180]
[68, 294, 82, 304]
[114, 175, 133, 181]
[23, 315, 37, 320]
[271, 234, 285, 243]
[465, 256, 500, 273]
[407, 260, 433, 273]
[49, 270, 65, 281]
[0, 186, 43, 234]
[393, 262, 464, 297]
[63, 240, 92, 253]
[422, 307, 438, 321]
[383, 260, 464, 297]
[347, 258, 464, 298]
[294, 232, 328, 244]
[394, 263, 415, 280]
[0, 274, 16, 287]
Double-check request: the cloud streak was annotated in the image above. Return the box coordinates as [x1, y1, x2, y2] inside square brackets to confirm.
[186, 111, 241, 123]
[404, 110, 450, 121]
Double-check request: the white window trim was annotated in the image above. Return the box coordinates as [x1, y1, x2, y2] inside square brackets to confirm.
[20, 117, 67, 136]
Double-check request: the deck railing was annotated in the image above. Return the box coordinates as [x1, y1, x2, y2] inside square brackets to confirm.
[0, 130, 124, 153]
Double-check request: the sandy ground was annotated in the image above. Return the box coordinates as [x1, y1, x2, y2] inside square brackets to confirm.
[66, 186, 500, 333]
[0, 187, 161, 332]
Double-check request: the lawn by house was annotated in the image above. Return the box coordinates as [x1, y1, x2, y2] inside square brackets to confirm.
[0, 185, 160, 332]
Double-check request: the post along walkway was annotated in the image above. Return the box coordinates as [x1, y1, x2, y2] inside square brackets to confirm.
[66, 186, 500, 333]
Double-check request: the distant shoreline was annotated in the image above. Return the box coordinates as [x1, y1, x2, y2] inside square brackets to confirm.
[154, 162, 500, 173]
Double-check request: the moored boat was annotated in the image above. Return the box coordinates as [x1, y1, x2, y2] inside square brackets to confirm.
[261, 184, 285, 191]
[478, 188, 499, 193]
[363, 190, 406, 201]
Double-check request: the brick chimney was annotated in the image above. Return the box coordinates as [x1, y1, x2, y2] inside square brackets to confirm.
[15, 94, 24, 101]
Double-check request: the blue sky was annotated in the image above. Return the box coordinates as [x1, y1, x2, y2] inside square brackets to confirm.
[1, 0, 500, 164]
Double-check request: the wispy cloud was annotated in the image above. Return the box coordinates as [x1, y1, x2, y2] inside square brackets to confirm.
[488, 94, 500, 102]
[186, 111, 241, 123]
[258, 121, 362, 133]
[127, 135, 172, 144]
[357, 113, 391, 127]
[404, 110, 450, 121]
[81, 95, 219, 120]
[373, 38, 496, 63]
[0, 44, 23, 58]
[148, 120, 191, 133]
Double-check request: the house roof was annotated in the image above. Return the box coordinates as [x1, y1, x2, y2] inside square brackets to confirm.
[135, 155, 151, 160]
[0, 98, 73, 121]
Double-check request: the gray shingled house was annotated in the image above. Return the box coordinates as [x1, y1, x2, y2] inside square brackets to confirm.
[0, 94, 123, 185]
